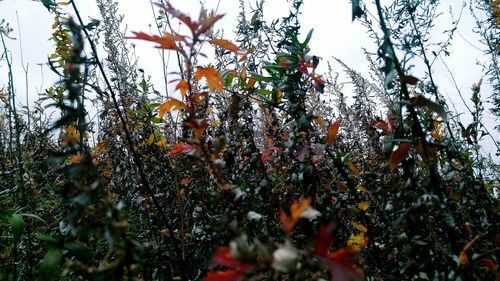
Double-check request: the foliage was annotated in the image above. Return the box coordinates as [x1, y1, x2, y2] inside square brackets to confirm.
[0, 0, 499, 280]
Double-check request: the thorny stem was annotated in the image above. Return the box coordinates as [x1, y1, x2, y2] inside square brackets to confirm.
[69, 1, 187, 279]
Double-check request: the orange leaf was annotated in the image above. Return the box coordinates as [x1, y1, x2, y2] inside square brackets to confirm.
[326, 120, 341, 144]
[127, 32, 184, 50]
[195, 67, 223, 93]
[210, 39, 241, 53]
[279, 198, 311, 235]
[389, 143, 412, 170]
[459, 251, 469, 265]
[175, 80, 189, 96]
[159, 98, 186, 119]
[180, 177, 190, 185]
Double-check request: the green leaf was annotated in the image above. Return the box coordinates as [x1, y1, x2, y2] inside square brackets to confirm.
[64, 241, 93, 261]
[301, 29, 314, 48]
[8, 214, 25, 243]
[224, 71, 235, 86]
[255, 89, 273, 96]
[36, 234, 60, 245]
[40, 248, 62, 281]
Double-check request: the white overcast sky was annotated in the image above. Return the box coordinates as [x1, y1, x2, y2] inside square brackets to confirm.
[0, 0, 498, 157]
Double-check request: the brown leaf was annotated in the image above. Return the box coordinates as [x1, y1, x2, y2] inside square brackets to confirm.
[411, 95, 447, 121]
[401, 75, 419, 85]
[326, 120, 341, 144]
[389, 143, 412, 170]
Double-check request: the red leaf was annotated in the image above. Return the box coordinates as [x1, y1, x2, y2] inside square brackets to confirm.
[203, 246, 253, 281]
[389, 143, 412, 170]
[298, 59, 309, 74]
[326, 120, 341, 144]
[481, 258, 498, 272]
[127, 32, 185, 50]
[158, 3, 198, 32]
[210, 39, 241, 53]
[312, 73, 325, 93]
[314, 224, 335, 256]
[166, 143, 193, 156]
[261, 146, 282, 163]
[212, 247, 241, 268]
[203, 270, 245, 281]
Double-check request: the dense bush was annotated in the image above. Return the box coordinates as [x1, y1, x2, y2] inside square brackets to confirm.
[0, 0, 498, 280]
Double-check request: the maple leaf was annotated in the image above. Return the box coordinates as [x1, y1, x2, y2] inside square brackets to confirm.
[326, 120, 341, 144]
[175, 80, 189, 96]
[195, 67, 224, 93]
[279, 198, 312, 235]
[210, 39, 241, 53]
[127, 32, 185, 50]
[389, 143, 412, 170]
[159, 98, 186, 119]
[347, 233, 368, 251]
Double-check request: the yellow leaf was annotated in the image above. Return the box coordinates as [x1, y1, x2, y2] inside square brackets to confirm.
[209, 39, 241, 53]
[195, 67, 223, 92]
[159, 98, 186, 119]
[156, 138, 168, 147]
[351, 221, 368, 233]
[347, 162, 360, 175]
[347, 233, 368, 251]
[147, 133, 155, 145]
[355, 186, 369, 193]
[358, 201, 370, 211]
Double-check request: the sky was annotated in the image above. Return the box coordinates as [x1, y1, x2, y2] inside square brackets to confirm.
[0, 0, 498, 158]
